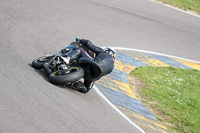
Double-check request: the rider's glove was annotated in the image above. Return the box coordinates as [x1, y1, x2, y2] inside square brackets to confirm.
[61, 56, 70, 64]
[75, 37, 81, 43]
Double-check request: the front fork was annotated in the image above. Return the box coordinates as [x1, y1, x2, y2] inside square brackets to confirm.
[43, 55, 69, 75]
[43, 55, 56, 75]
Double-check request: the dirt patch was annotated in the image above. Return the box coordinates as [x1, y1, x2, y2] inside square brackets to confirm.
[128, 75, 175, 128]
[127, 75, 145, 101]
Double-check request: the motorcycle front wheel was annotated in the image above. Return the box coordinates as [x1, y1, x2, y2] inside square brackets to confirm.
[32, 56, 53, 69]
[49, 67, 84, 85]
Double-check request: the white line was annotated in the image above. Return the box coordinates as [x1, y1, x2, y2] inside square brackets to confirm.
[93, 85, 146, 133]
[113, 47, 200, 64]
[149, 0, 200, 18]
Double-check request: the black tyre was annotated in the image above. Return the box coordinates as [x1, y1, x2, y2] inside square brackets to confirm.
[49, 67, 84, 85]
[32, 56, 53, 69]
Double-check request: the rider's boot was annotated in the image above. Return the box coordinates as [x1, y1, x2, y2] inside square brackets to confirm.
[73, 81, 88, 93]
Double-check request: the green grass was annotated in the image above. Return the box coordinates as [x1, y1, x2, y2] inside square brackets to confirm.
[156, 0, 200, 14]
[130, 66, 200, 133]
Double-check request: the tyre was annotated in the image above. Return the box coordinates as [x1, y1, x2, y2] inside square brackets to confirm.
[49, 67, 84, 85]
[32, 56, 53, 69]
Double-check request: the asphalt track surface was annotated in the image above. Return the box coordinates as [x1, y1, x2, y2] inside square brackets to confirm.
[0, 0, 200, 133]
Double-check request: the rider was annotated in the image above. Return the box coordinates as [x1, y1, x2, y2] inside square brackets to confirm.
[61, 38, 116, 93]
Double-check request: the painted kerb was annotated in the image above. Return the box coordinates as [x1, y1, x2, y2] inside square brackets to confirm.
[95, 48, 200, 133]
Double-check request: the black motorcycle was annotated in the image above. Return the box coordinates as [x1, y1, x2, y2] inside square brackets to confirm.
[32, 41, 101, 89]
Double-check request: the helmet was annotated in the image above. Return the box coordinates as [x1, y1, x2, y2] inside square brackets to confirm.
[104, 47, 116, 59]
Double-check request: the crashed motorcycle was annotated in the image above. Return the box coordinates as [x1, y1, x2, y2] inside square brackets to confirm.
[32, 41, 101, 89]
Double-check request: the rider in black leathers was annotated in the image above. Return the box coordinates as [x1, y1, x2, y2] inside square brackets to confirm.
[62, 39, 116, 93]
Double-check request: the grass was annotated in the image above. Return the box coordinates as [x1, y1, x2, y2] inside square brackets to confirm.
[130, 66, 200, 133]
[156, 0, 200, 14]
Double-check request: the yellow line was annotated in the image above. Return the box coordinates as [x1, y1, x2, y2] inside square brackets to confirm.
[149, 121, 168, 130]
[97, 76, 137, 99]
[97, 76, 117, 88]
[171, 58, 200, 71]
[114, 60, 135, 74]
[118, 50, 169, 67]
[112, 80, 138, 99]
[97, 76, 138, 99]
[134, 56, 169, 67]
[132, 113, 167, 130]
[118, 105, 168, 130]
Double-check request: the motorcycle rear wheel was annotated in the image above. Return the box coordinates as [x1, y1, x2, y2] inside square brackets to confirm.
[49, 67, 84, 85]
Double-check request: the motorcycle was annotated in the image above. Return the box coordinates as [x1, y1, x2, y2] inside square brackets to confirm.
[32, 41, 102, 89]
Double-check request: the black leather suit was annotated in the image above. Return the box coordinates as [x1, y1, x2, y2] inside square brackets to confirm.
[67, 39, 115, 93]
